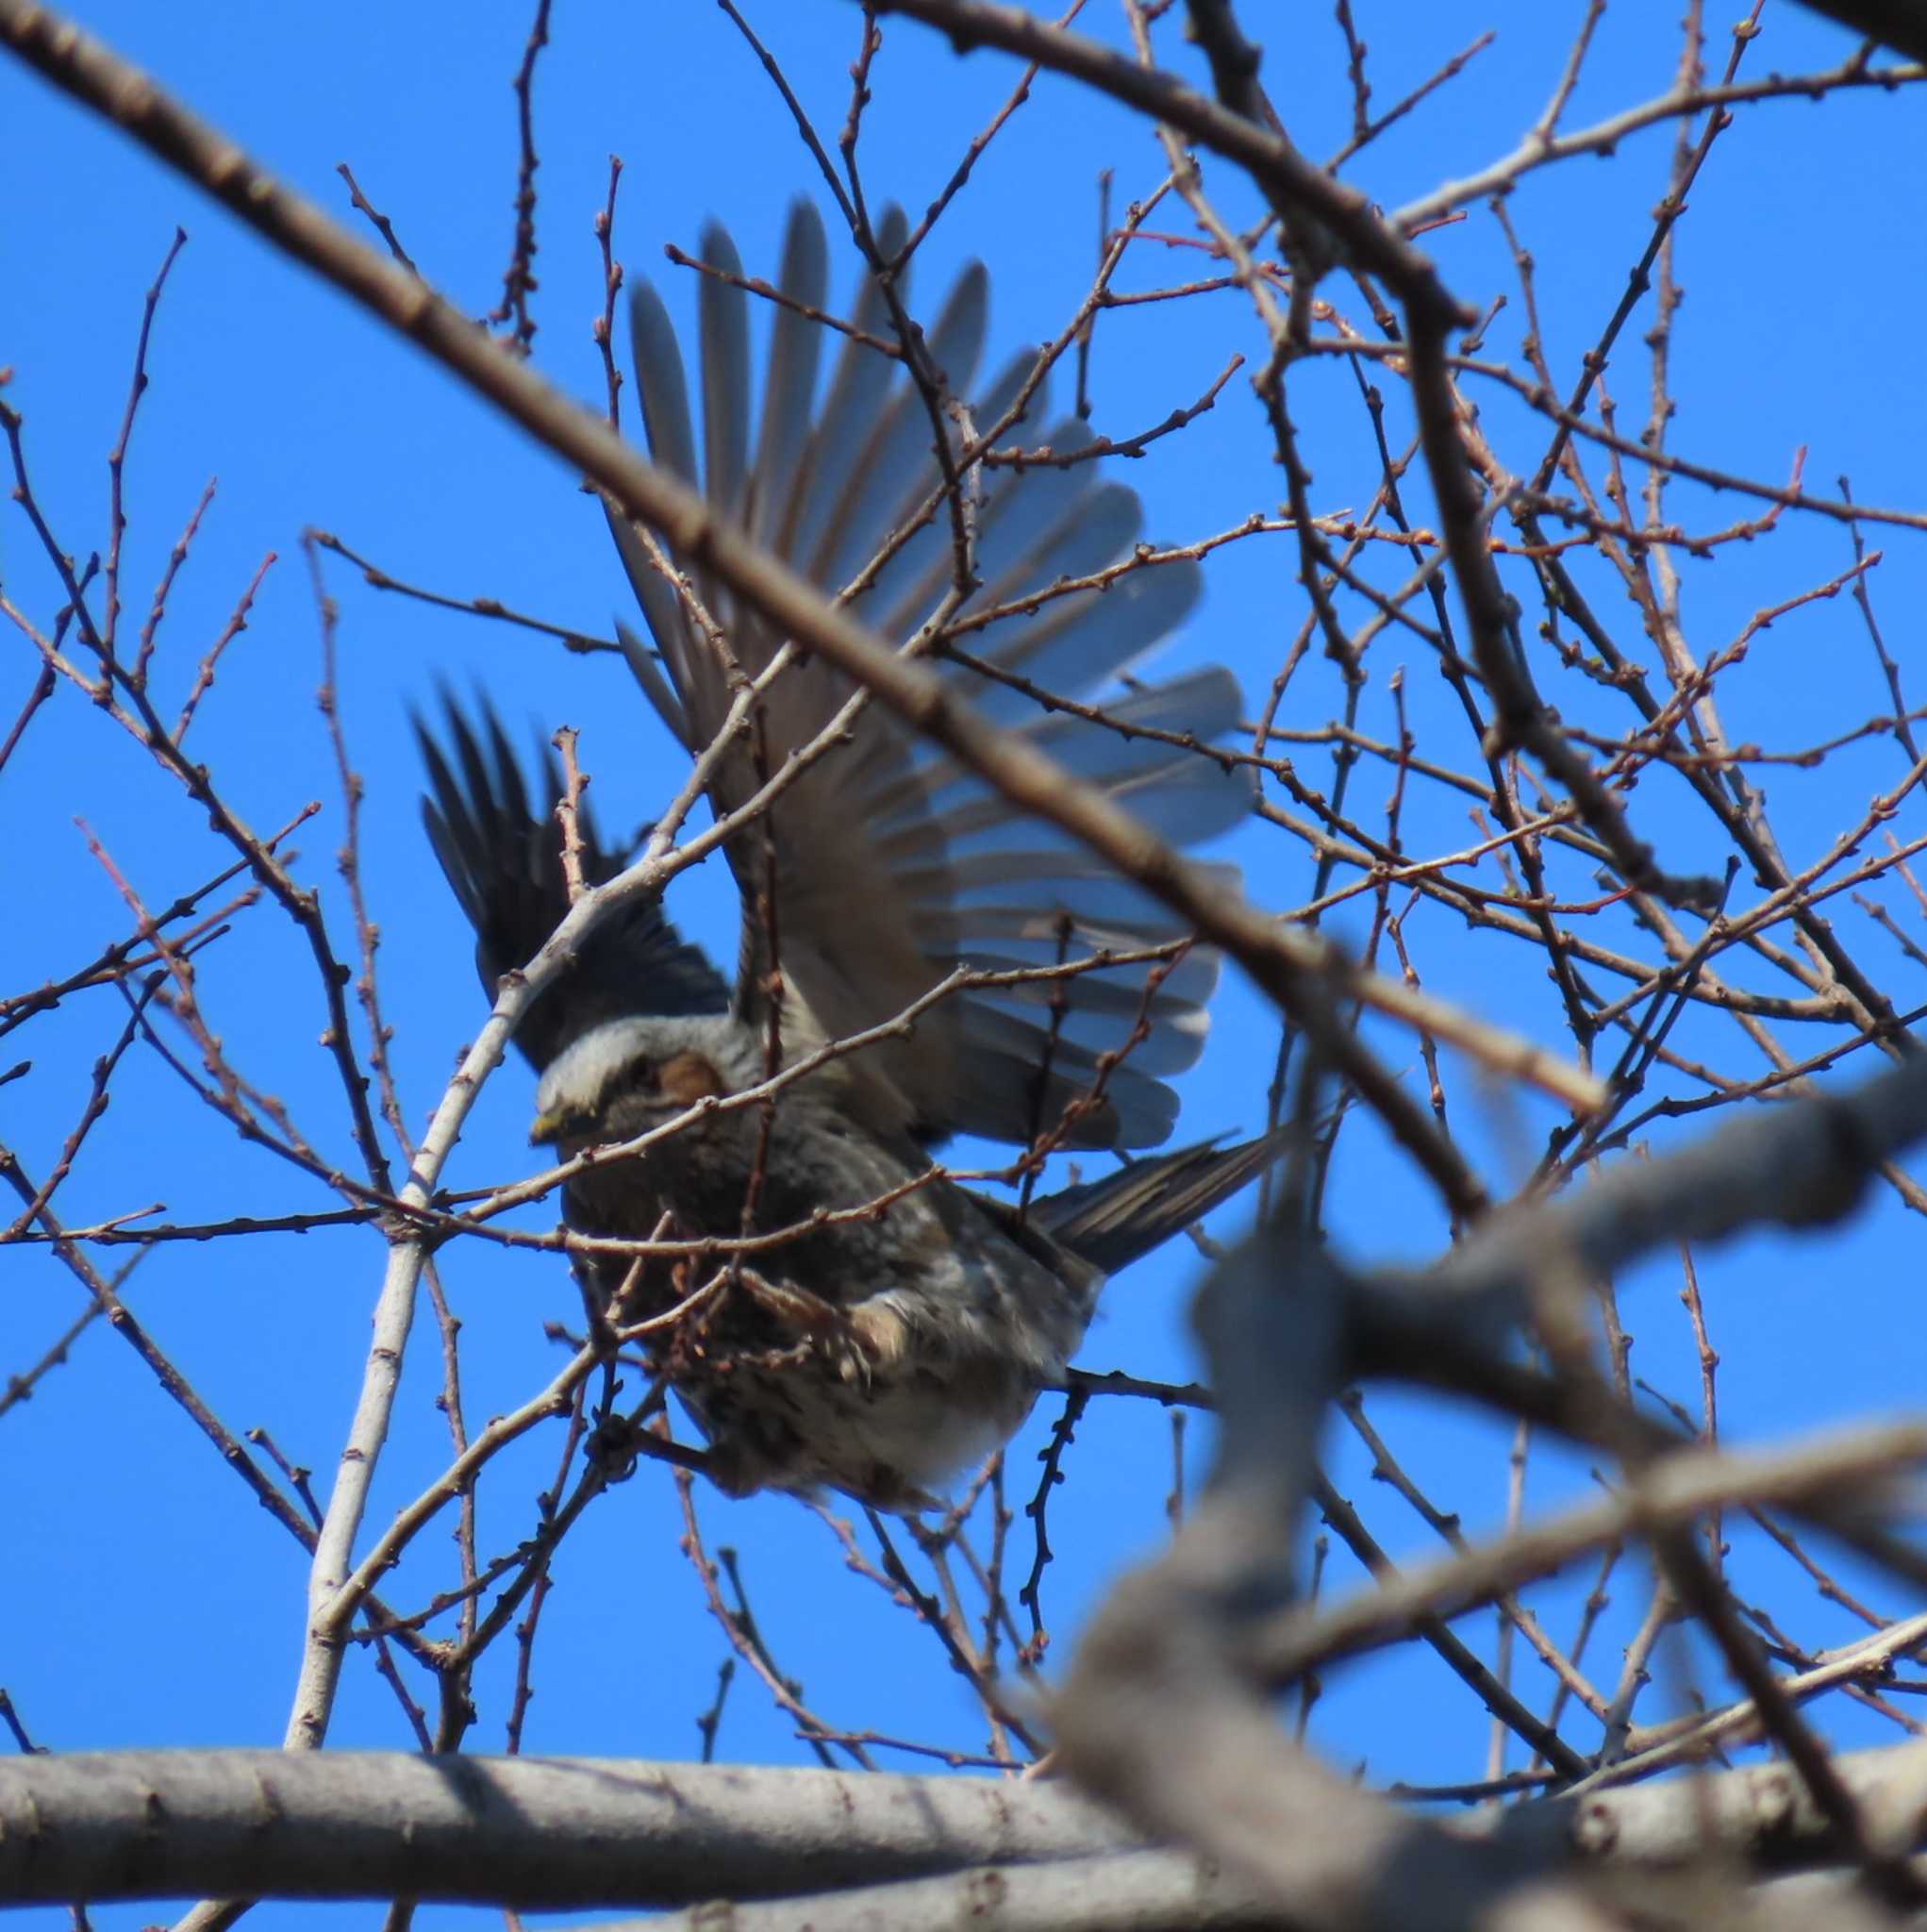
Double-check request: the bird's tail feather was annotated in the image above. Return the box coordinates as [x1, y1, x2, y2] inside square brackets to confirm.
[1029, 1126, 1291, 1276]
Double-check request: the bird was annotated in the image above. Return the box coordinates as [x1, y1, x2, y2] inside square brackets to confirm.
[418, 202, 1276, 1509]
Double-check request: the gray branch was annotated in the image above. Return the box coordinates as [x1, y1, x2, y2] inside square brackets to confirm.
[8, 1744, 1927, 1914]
[0, 1751, 1130, 1907]
[636, 1850, 1278, 1932]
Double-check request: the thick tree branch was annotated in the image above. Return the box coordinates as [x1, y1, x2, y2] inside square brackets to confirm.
[0, 1752, 1130, 1907]
[8, 1743, 1927, 1909]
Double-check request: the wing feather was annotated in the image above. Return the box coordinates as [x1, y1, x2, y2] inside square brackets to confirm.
[415, 693, 729, 1072]
[607, 208, 1254, 1146]
[749, 202, 829, 552]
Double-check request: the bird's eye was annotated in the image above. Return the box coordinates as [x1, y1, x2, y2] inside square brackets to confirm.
[617, 1057, 656, 1092]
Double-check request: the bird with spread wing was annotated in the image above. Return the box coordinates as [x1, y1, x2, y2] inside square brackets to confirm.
[420, 203, 1275, 1508]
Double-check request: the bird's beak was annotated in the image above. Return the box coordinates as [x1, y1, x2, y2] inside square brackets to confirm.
[529, 1109, 565, 1148]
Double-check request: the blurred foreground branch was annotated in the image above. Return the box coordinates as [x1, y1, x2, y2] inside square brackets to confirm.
[1057, 1052, 1927, 1924]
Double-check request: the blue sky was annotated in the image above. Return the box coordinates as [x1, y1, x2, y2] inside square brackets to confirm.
[5, 3, 1927, 1925]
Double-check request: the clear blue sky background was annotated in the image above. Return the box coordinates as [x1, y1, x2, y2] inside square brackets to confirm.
[5, 4, 1926, 1927]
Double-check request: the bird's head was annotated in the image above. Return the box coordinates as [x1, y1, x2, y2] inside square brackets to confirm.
[529, 1014, 759, 1152]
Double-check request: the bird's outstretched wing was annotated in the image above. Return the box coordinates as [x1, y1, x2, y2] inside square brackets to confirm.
[416, 693, 729, 1073]
[607, 201, 1254, 1150]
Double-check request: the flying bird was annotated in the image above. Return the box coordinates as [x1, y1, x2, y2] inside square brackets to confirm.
[421, 203, 1274, 1508]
